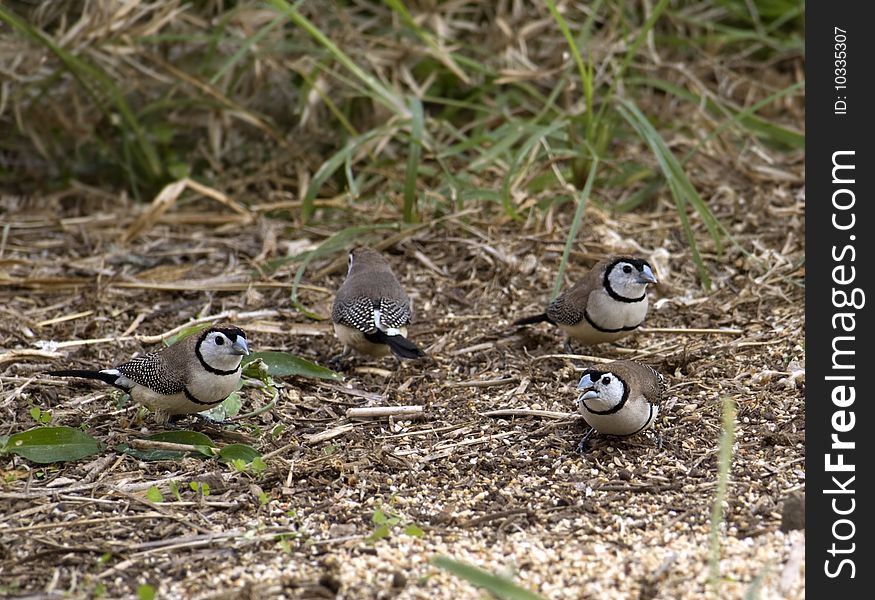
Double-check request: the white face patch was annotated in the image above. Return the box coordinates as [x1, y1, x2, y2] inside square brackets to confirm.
[607, 262, 650, 298]
[577, 371, 626, 412]
[198, 331, 248, 372]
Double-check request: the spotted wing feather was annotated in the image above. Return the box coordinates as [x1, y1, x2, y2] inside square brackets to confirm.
[115, 352, 187, 395]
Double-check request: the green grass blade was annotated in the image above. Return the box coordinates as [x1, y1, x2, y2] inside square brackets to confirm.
[543, 0, 593, 140]
[553, 158, 599, 299]
[709, 398, 737, 598]
[301, 127, 388, 222]
[381, 0, 470, 82]
[209, 12, 289, 85]
[432, 556, 546, 600]
[669, 179, 711, 288]
[0, 5, 163, 184]
[616, 0, 671, 80]
[617, 99, 722, 287]
[162, 322, 215, 347]
[403, 95, 425, 223]
[468, 122, 528, 172]
[288, 224, 398, 314]
[500, 120, 567, 219]
[631, 77, 804, 150]
[268, 0, 407, 117]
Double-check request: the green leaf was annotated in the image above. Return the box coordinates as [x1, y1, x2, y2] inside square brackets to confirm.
[217, 443, 261, 464]
[190, 481, 211, 496]
[116, 431, 216, 461]
[199, 392, 242, 422]
[163, 322, 213, 347]
[372, 509, 389, 525]
[145, 486, 164, 503]
[148, 430, 216, 447]
[115, 443, 178, 462]
[148, 431, 215, 457]
[368, 524, 391, 542]
[431, 556, 546, 600]
[137, 584, 156, 600]
[169, 480, 182, 501]
[404, 524, 425, 538]
[243, 351, 342, 381]
[222, 392, 242, 417]
[2, 427, 100, 464]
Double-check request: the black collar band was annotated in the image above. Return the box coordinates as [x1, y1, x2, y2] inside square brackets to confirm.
[604, 279, 647, 303]
[195, 338, 241, 376]
[184, 387, 223, 407]
[583, 309, 642, 333]
[603, 260, 648, 303]
[625, 403, 657, 437]
[581, 379, 629, 415]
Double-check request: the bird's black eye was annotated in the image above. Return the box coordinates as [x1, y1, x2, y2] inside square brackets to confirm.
[601, 376, 612, 385]
[215, 336, 225, 345]
[622, 265, 632, 274]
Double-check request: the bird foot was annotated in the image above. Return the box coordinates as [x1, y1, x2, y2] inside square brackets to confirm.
[195, 413, 234, 427]
[575, 427, 596, 455]
[328, 349, 352, 372]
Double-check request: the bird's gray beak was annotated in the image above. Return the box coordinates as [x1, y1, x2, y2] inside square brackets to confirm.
[231, 338, 250, 356]
[638, 265, 657, 285]
[576, 375, 593, 391]
[578, 390, 599, 401]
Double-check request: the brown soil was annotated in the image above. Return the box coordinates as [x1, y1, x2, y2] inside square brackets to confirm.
[1, 173, 804, 599]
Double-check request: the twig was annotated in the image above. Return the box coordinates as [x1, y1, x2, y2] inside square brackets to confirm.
[639, 327, 744, 335]
[42, 309, 279, 349]
[1, 513, 169, 535]
[318, 382, 383, 402]
[302, 423, 355, 444]
[346, 405, 424, 418]
[481, 408, 577, 419]
[0, 349, 62, 365]
[352, 366, 394, 377]
[226, 397, 277, 422]
[1, 376, 35, 406]
[35, 310, 94, 327]
[419, 431, 516, 463]
[449, 342, 494, 355]
[462, 508, 532, 527]
[533, 353, 613, 363]
[262, 441, 300, 460]
[128, 439, 213, 454]
[445, 376, 518, 388]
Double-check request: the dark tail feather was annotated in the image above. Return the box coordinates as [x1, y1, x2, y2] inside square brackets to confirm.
[365, 331, 426, 359]
[46, 369, 124, 388]
[513, 312, 550, 326]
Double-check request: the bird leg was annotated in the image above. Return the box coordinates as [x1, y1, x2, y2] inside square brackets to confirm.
[653, 430, 664, 450]
[162, 413, 185, 430]
[575, 427, 596, 455]
[328, 347, 352, 371]
[194, 413, 235, 427]
[563, 338, 576, 355]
